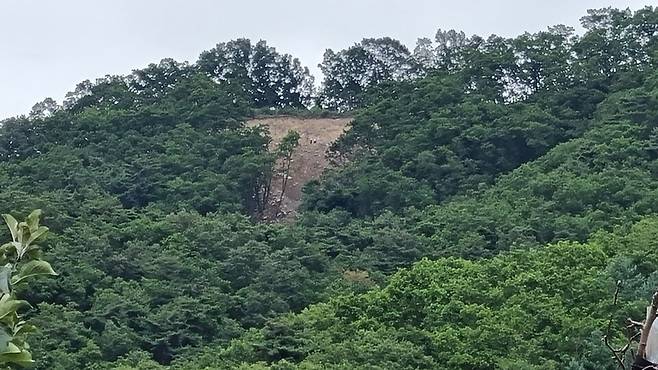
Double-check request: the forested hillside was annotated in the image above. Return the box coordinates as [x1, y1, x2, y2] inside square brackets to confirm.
[2, 6, 658, 369]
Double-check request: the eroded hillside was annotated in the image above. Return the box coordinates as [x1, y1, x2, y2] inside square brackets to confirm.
[247, 116, 351, 220]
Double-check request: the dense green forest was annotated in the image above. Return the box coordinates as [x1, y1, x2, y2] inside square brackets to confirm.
[2, 5, 658, 369]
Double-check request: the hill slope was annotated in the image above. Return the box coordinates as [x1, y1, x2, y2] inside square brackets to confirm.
[2, 6, 658, 369]
[247, 116, 350, 219]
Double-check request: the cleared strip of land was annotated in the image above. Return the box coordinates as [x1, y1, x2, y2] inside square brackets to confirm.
[247, 116, 351, 220]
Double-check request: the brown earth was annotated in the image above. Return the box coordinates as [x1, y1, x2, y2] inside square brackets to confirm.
[247, 116, 351, 221]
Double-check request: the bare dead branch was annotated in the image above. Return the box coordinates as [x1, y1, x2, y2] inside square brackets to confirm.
[605, 281, 627, 369]
[638, 292, 658, 359]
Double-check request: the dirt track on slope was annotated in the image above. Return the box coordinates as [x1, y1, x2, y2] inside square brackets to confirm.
[247, 116, 351, 221]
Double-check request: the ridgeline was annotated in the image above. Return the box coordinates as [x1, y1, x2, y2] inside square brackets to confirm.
[2, 6, 658, 369]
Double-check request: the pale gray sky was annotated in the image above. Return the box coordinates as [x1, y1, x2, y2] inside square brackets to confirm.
[0, 0, 653, 119]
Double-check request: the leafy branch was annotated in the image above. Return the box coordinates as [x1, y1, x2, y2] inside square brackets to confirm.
[0, 210, 57, 368]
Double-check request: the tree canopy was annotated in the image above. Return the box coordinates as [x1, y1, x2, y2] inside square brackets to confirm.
[3, 6, 658, 369]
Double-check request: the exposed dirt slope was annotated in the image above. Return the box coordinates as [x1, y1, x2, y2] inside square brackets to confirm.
[247, 116, 351, 220]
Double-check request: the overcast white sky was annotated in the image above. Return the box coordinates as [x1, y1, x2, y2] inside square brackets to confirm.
[0, 0, 653, 119]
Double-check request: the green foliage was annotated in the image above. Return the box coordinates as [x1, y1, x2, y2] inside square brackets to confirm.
[198, 39, 315, 109]
[306, 71, 590, 216]
[318, 7, 658, 110]
[4, 6, 658, 369]
[0, 210, 57, 369]
[317, 37, 420, 110]
[192, 220, 658, 369]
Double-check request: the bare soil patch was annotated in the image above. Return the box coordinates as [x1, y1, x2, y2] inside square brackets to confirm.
[247, 116, 351, 221]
